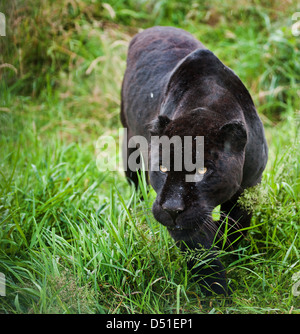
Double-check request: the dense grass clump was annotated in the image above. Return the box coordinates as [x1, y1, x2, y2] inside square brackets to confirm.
[0, 0, 299, 313]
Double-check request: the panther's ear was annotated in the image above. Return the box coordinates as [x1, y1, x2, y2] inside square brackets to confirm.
[148, 115, 171, 135]
[162, 48, 256, 117]
[219, 121, 247, 153]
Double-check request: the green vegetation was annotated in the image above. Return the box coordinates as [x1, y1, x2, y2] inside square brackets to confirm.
[0, 0, 299, 313]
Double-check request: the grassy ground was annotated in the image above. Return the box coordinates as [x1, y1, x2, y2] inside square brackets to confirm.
[0, 0, 299, 313]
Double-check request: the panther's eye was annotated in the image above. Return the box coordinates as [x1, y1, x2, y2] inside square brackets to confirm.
[159, 165, 168, 173]
[197, 167, 207, 175]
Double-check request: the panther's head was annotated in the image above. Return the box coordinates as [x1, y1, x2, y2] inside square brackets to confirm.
[149, 110, 247, 249]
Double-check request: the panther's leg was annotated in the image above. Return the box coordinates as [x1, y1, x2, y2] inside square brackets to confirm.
[217, 192, 252, 249]
[121, 97, 141, 189]
[122, 132, 149, 190]
[186, 251, 228, 296]
[178, 238, 228, 296]
[185, 197, 252, 296]
[123, 134, 140, 188]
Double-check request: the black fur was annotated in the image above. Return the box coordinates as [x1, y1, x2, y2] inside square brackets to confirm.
[120, 26, 268, 295]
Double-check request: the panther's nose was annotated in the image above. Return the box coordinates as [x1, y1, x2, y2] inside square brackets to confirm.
[162, 201, 185, 221]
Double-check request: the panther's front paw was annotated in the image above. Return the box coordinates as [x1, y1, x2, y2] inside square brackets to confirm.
[188, 257, 229, 296]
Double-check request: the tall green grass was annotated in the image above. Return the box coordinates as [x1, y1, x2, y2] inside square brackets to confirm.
[0, 0, 299, 313]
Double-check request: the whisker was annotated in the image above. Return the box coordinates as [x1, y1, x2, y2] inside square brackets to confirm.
[219, 212, 243, 233]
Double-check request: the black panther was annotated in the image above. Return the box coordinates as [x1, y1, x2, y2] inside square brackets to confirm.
[120, 26, 268, 295]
